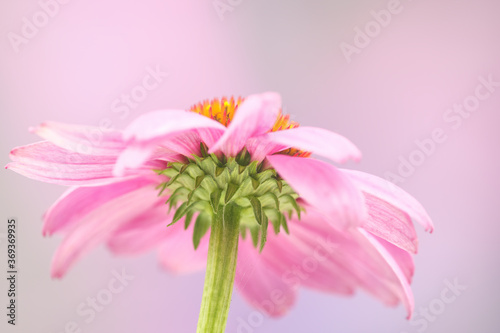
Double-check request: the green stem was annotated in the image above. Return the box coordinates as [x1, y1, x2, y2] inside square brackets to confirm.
[196, 205, 240, 333]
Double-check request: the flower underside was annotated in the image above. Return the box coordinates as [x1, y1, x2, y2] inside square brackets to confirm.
[156, 143, 302, 252]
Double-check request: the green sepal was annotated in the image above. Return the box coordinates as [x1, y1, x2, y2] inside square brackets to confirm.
[184, 210, 195, 230]
[250, 177, 260, 190]
[276, 179, 283, 193]
[259, 215, 268, 252]
[195, 175, 205, 188]
[166, 187, 189, 202]
[259, 192, 280, 210]
[238, 164, 246, 174]
[210, 189, 222, 214]
[265, 208, 281, 235]
[249, 196, 263, 225]
[215, 166, 225, 177]
[250, 226, 259, 248]
[280, 212, 290, 234]
[236, 147, 251, 166]
[281, 194, 301, 219]
[166, 174, 179, 186]
[180, 163, 190, 174]
[240, 226, 247, 239]
[168, 202, 189, 226]
[200, 142, 209, 158]
[186, 189, 196, 206]
[158, 167, 178, 178]
[224, 182, 239, 203]
[193, 213, 211, 250]
[156, 182, 168, 196]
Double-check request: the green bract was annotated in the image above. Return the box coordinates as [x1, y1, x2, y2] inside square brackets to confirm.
[155, 145, 302, 251]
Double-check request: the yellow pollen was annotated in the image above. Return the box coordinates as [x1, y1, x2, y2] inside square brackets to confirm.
[189, 96, 311, 157]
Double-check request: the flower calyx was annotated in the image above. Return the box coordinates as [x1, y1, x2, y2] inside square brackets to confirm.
[155, 144, 302, 251]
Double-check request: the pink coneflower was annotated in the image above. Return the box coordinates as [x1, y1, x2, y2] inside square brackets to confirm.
[7, 92, 433, 332]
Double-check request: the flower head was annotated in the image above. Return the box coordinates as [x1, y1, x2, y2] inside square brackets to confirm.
[6, 92, 433, 321]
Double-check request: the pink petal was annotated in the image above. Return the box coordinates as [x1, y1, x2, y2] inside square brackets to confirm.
[43, 176, 157, 236]
[288, 210, 413, 315]
[107, 203, 176, 255]
[113, 144, 187, 177]
[374, 235, 415, 284]
[265, 127, 362, 163]
[361, 193, 418, 254]
[113, 144, 156, 177]
[50, 179, 160, 278]
[108, 200, 210, 274]
[7, 141, 131, 186]
[267, 155, 366, 228]
[358, 229, 414, 318]
[32, 121, 126, 156]
[159, 130, 205, 156]
[116, 110, 225, 174]
[342, 169, 434, 232]
[197, 128, 224, 148]
[209, 92, 282, 156]
[123, 109, 226, 143]
[259, 223, 357, 295]
[156, 221, 210, 274]
[244, 136, 287, 162]
[235, 238, 298, 317]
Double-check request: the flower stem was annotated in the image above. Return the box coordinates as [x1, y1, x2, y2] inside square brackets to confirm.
[196, 205, 240, 333]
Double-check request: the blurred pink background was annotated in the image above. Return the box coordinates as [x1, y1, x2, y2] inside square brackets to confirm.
[1, 0, 499, 332]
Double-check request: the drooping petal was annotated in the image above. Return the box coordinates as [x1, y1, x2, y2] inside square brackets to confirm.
[235, 238, 298, 317]
[259, 223, 357, 295]
[43, 176, 157, 236]
[209, 92, 282, 156]
[50, 179, 160, 278]
[342, 169, 434, 232]
[265, 127, 361, 163]
[292, 209, 413, 315]
[6, 141, 137, 186]
[358, 229, 414, 318]
[361, 193, 418, 254]
[373, 235, 415, 284]
[267, 154, 366, 228]
[123, 109, 226, 143]
[243, 207, 414, 317]
[32, 121, 126, 156]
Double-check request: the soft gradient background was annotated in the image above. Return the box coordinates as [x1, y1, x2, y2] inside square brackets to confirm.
[1, 0, 499, 332]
